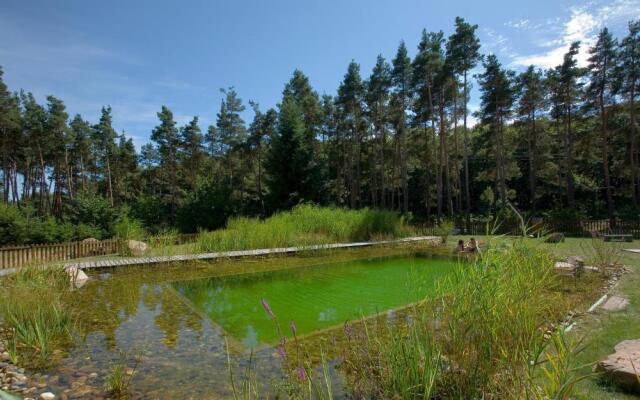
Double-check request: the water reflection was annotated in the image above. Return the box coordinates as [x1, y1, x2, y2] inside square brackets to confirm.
[39, 254, 453, 398]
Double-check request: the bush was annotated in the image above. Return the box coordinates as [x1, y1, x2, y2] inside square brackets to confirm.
[114, 215, 147, 241]
[130, 195, 169, 233]
[74, 223, 103, 240]
[176, 180, 238, 233]
[64, 192, 117, 237]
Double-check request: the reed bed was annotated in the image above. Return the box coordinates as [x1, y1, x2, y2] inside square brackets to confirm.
[0, 265, 75, 369]
[338, 237, 591, 399]
[198, 205, 410, 253]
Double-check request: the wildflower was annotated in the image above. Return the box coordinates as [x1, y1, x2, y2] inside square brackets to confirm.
[261, 298, 275, 318]
[290, 320, 297, 336]
[296, 366, 307, 381]
[276, 345, 287, 361]
[344, 321, 353, 338]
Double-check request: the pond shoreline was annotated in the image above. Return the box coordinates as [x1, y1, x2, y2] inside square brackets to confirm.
[0, 236, 441, 277]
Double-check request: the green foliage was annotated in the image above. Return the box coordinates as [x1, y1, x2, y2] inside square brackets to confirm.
[176, 180, 238, 233]
[64, 192, 117, 237]
[433, 219, 455, 243]
[340, 239, 590, 399]
[0, 203, 105, 245]
[198, 204, 408, 252]
[130, 195, 167, 233]
[0, 266, 74, 370]
[114, 215, 147, 241]
[265, 96, 317, 210]
[104, 351, 140, 398]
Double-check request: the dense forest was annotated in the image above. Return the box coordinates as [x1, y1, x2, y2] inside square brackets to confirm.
[0, 17, 639, 244]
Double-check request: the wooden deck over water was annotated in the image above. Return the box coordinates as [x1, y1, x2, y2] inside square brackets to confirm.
[0, 236, 440, 276]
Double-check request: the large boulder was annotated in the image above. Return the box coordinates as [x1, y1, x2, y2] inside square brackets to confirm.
[596, 339, 640, 394]
[566, 256, 585, 268]
[601, 296, 630, 312]
[127, 240, 148, 257]
[554, 261, 581, 276]
[545, 232, 565, 243]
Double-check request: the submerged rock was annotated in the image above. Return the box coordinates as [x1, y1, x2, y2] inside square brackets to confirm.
[65, 267, 89, 289]
[596, 339, 640, 394]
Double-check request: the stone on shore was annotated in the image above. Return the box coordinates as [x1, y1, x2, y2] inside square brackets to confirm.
[65, 266, 88, 288]
[596, 339, 640, 394]
[545, 232, 565, 243]
[127, 240, 148, 257]
[601, 296, 629, 312]
[39, 393, 56, 400]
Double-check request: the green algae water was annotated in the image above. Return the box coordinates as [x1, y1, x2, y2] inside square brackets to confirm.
[34, 251, 455, 399]
[173, 256, 453, 348]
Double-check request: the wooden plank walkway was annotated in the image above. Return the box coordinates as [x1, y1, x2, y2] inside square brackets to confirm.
[0, 236, 439, 276]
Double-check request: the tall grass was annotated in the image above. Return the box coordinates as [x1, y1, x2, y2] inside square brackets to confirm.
[339, 238, 589, 399]
[0, 265, 75, 369]
[198, 205, 409, 252]
[104, 350, 141, 399]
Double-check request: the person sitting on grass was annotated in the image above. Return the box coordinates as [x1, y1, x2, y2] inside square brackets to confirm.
[455, 239, 465, 253]
[467, 238, 478, 252]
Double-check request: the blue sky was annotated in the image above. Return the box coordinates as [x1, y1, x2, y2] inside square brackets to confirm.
[1, 0, 639, 149]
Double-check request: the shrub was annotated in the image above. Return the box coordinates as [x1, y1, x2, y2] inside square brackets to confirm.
[64, 192, 117, 237]
[74, 223, 103, 240]
[176, 180, 238, 233]
[114, 215, 147, 241]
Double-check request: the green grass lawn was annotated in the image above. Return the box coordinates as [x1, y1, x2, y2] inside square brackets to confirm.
[451, 234, 640, 399]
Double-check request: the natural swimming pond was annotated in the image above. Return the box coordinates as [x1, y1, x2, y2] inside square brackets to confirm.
[174, 255, 454, 348]
[37, 251, 456, 398]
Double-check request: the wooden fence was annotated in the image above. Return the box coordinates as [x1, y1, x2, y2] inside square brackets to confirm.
[0, 233, 202, 270]
[420, 219, 640, 239]
[0, 239, 124, 270]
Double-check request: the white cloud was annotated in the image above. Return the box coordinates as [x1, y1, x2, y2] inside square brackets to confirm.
[511, 0, 640, 69]
[505, 19, 531, 29]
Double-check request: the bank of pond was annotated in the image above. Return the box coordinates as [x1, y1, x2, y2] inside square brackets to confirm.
[0, 241, 608, 399]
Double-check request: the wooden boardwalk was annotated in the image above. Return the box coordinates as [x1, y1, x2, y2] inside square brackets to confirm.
[0, 236, 439, 276]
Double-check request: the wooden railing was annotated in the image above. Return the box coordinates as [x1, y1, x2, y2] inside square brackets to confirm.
[0, 233, 202, 270]
[0, 239, 124, 270]
[421, 219, 640, 239]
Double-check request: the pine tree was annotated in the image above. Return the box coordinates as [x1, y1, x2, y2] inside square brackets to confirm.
[446, 17, 481, 217]
[618, 20, 640, 204]
[477, 54, 517, 205]
[179, 116, 205, 191]
[150, 106, 180, 222]
[44, 96, 69, 214]
[93, 106, 118, 206]
[265, 95, 314, 210]
[391, 41, 412, 214]
[587, 28, 618, 222]
[515, 66, 546, 209]
[69, 114, 94, 194]
[336, 61, 366, 207]
[412, 31, 445, 216]
[554, 42, 584, 208]
[365, 55, 392, 207]
[0, 67, 22, 205]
